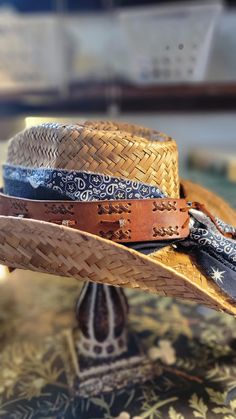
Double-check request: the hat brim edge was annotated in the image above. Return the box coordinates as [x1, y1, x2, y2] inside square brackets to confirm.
[0, 208, 235, 316]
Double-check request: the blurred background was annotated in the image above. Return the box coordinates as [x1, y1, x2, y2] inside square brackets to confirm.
[0, 0, 235, 202]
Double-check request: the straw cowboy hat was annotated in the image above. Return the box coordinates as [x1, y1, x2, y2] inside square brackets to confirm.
[0, 120, 235, 315]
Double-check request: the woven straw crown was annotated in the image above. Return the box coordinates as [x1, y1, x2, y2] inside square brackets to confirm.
[6, 120, 180, 198]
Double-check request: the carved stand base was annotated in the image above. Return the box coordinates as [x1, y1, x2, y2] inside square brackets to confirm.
[72, 283, 154, 397]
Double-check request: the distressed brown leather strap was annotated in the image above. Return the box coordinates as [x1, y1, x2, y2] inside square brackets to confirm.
[0, 192, 190, 243]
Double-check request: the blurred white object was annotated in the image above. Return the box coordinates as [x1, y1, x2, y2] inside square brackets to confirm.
[0, 265, 8, 282]
[119, 1, 223, 84]
[0, 12, 64, 92]
[206, 9, 236, 81]
[65, 15, 117, 83]
[0, 1, 225, 92]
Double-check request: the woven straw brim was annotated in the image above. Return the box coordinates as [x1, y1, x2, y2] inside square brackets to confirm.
[0, 180, 235, 316]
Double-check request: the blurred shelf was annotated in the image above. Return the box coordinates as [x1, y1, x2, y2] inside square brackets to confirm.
[1, 82, 236, 115]
[1, 0, 236, 12]
[118, 82, 236, 112]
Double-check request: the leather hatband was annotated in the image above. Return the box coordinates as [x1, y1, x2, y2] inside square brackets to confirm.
[0, 192, 190, 243]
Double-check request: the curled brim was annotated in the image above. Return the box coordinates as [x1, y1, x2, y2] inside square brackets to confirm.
[0, 178, 235, 316]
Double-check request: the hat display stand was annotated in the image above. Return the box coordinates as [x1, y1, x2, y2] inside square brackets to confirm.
[72, 283, 156, 397]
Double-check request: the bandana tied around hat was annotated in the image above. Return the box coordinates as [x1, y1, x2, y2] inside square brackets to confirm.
[3, 165, 236, 301]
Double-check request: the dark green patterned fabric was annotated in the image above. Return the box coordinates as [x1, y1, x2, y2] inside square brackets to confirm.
[1, 281, 236, 419]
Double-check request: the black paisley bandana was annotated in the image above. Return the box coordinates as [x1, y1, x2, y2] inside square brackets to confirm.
[3, 165, 165, 201]
[3, 165, 236, 301]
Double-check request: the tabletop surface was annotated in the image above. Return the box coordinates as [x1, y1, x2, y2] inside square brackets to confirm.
[0, 140, 235, 419]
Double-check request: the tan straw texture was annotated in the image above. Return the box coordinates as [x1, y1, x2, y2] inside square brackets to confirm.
[6, 122, 179, 198]
[0, 216, 235, 316]
[84, 120, 169, 140]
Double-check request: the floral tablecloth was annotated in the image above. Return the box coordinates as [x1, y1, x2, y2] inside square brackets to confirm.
[0, 268, 236, 418]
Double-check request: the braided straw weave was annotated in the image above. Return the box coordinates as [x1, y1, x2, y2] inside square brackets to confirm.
[0, 216, 235, 315]
[7, 121, 179, 198]
[1, 120, 236, 315]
